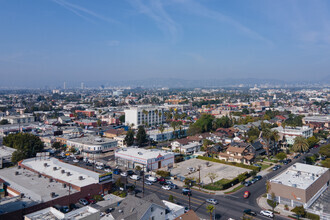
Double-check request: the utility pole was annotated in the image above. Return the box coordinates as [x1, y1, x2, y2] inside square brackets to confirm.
[142, 164, 145, 197]
[198, 165, 201, 190]
[188, 181, 192, 210]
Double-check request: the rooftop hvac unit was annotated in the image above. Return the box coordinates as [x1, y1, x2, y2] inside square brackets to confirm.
[15, 171, 19, 175]
[138, 152, 143, 155]
[66, 172, 70, 176]
[18, 166, 21, 169]
[44, 163, 48, 167]
[38, 174, 42, 178]
[49, 178, 53, 182]
[50, 192, 56, 198]
[79, 176, 84, 180]
[61, 170, 65, 174]
[63, 183, 67, 188]
[53, 167, 57, 171]
[119, 210, 123, 213]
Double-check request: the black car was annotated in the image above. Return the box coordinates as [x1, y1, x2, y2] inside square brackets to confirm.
[286, 159, 292, 163]
[255, 175, 262, 181]
[244, 209, 257, 216]
[127, 170, 134, 176]
[244, 181, 252, 187]
[182, 188, 192, 196]
[159, 181, 167, 185]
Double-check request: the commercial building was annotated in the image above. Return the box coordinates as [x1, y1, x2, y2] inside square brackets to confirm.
[115, 148, 174, 171]
[0, 146, 15, 168]
[24, 206, 100, 220]
[147, 126, 188, 142]
[75, 110, 95, 117]
[268, 163, 330, 208]
[303, 115, 330, 129]
[124, 105, 164, 128]
[272, 126, 313, 145]
[67, 135, 117, 158]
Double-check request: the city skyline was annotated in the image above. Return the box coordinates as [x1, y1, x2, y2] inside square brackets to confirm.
[1, 0, 330, 88]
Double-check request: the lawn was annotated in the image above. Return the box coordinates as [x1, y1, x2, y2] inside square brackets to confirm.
[224, 184, 244, 194]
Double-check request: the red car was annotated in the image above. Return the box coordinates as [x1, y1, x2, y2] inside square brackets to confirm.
[244, 191, 250, 199]
[85, 196, 96, 204]
[158, 177, 165, 182]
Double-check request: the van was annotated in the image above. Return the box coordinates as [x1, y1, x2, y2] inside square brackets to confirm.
[146, 176, 158, 182]
[130, 175, 141, 180]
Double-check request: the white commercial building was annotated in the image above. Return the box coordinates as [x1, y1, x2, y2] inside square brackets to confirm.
[272, 126, 313, 145]
[67, 135, 117, 157]
[147, 126, 188, 142]
[2, 114, 35, 124]
[115, 148, 174, 171]
[124, 105, 164, 128]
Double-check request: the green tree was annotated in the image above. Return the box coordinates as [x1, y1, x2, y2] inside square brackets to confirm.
[275, 152, 287, 160]
[307, 136, 319, 148]
[4, 133, 44, 164]
[206, 172, 218, 184]
[124, 129, 135, 146]
[52, 142, 62, 150]
[291, 206, 306, 219]
[158, 124, 165, 141]
[267, 192, 278, 215]
[319, 144, 330, 157]
[293, 136, 309, 152]
[321, 158, 330, 168]
[169, 195, 174, 203]
[242, 108, 249, 115]
[136, 126, 148, 147]
[97, 119, 102, 127]
[206, 204, 215, 220]
[119, 115, 125, 124]
[192, 114, 214, 133]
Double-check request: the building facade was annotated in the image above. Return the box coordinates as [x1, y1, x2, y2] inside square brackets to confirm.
[272, 126, 313, 145]
[124, 105, 164, 128]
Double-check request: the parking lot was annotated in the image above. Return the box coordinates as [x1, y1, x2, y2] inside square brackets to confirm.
[170, 158, 250, 185]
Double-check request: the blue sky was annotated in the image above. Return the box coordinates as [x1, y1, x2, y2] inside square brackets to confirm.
[0, 0, 329, 87]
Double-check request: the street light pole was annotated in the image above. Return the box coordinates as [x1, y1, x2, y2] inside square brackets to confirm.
[142, 164, 145, 197]
[188, 181, 192, 210]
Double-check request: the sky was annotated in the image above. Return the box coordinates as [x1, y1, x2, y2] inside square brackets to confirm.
[0, 0, 330, 88]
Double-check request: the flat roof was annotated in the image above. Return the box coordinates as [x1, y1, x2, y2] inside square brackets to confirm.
[115, 147, 174, 160]
[0, 167, 78, 202]
[0, 146, 15, 158]
[270, 163, 329, 190]
[0, 196, 38, 214]
[68, 135, 117, 145]
[21, 157, 99, 187]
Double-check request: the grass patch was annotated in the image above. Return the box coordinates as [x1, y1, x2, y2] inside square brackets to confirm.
[224, 184, 244, 194]
[259, 163, 271, 170]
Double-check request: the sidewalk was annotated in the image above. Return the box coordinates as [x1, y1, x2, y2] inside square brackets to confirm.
[257, 196, 306, 219]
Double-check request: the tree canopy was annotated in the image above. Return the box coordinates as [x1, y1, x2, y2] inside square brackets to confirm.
[3, 133, 44, 163]
[124, 129, 135, 146]
[136, 126, 148, 147]
[292, 136, 309, 152]
[188, 114, 214, 135]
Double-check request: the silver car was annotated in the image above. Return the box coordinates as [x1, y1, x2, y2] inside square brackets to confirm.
[206, 199, 218, 205]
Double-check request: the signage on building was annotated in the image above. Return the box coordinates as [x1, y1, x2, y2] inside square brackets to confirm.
[155, 156, 164, 162]
[99, 172, 112, 183]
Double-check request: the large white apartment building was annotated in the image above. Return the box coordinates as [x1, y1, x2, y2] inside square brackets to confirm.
[1, 114, 35, 124]
[272, 126, 313, 145]
[124, 105, 164, 128]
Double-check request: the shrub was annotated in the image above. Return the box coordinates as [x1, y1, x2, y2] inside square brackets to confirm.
[156, 170, 171, 177]
[93, 194, 104, 202]
[306, 212, 320, 220]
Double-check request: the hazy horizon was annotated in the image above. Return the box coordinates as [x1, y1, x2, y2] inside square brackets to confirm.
[1, 0, 330, 88]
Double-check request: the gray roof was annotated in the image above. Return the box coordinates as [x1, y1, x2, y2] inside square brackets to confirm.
[111, 194, 166, 220]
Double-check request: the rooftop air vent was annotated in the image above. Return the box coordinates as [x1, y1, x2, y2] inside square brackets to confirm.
[15, 171, 19, 175]
[53, 167, 57, 171]
[66, 172, 71, 176]
[44, 163, 48, 167]
[79, 176, 84, 180]
[61, 170, 65, 174]
[119, 210, 123, 213]
[63, 183, 67, 188]
[49, 178, 53, 182]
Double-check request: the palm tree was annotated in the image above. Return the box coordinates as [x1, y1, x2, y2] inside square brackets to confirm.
[206, 204, 215, 220]
[271, 130, 280, 154]
[158, 124, 165, 141]
[293, 136, 309, 152]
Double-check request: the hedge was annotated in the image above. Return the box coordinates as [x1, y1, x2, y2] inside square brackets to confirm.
[203, 172, 250, 191]
[197, 156, 261, 172]
[306, 212, 320, 220]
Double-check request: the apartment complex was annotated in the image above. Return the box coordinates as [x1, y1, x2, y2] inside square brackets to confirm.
[272, 126, 313, 145]
[268, 163, 330, 208]
[1, 114, 35, 124]
[124, 105, 164, 128]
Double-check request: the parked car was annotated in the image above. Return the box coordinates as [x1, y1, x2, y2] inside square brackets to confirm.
[243, 209, 257, 216]
[105, 208, 114, 213]
[260, 210, 274, 218]
[170, 184, 178, 189]
[145, 181, 152, 185]
[120, 172, 128, 177]
[162, 185, 171, 190]
[158, 177, 165, 182]
[253, 164, 261, 168]
[146, 176, 158, 182]
[166, 180, 173, 185]
[243, 191, 250, 198]
[85, 196, 96, 204]
[206, 199, 218, 205]
[127, 170, 134, 176]
[113, 169, 121, 175]
[60, 206, 70, 213]
[159, 181, 167, 185]
[73, 158, 79, 163]
[244, 181, 252, 187]
[130, 175, 141, 180]
[254, 175, 262, 181]
[79, 198, 89, 206]
[69, 203, 78, 210]
[96, 165, 103, 170]
[85, 163, 92, 167]
[286, 159, 292, 163]
[272, 165, 280, 171]
[104, 168, 111, 173]
[250, 178, 257, 184]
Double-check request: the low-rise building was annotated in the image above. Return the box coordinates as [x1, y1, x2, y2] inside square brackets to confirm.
[272, 126, 313, 145]
[218, 144, 255, 165]
[2, 114, 35, 124]
[171, 141, 201, 155]
[115, 147, 174, 171]
[268, 163, 330, 208]
[148, 126, 188, 142]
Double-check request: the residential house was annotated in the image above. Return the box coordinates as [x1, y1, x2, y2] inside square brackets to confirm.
[171, 139, 201, 155]
[218, 143, 255, 165]
[104, 128, 127, 138]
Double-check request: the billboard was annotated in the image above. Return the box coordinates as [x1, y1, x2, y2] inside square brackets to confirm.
[99, 172, 112, 183]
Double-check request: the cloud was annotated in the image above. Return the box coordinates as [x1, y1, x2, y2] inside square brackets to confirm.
[107, 40, 120, 46]
[174, 0, 273, 46]
[130, 0, 181, 42]
[52, 0, 117, 24]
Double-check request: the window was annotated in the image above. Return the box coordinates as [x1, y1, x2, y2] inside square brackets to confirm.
[151, 207, 154, 212]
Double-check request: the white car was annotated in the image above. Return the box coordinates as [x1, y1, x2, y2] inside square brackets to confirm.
[146, 176, 157, 182]
[130, 175, 141, 180]
[162, 185, 171, 190]
[120, 172, 128, 177]
[73, 159, 79, 163]
[104, 168, 111, 172]
[96, 165, 103, 170]
[206, 199, 218, 205]
[260, 210, 274, 218]
[166, 180, 173, 185]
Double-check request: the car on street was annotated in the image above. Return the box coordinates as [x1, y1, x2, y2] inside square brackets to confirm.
[85, 163, 92, 166]
[206, 199, 218, 205]
[146, 176, 157, 182]
[105, 208, 114, 213]
[260, 210, 274, 218]
[96, 165, 103, 170]
[243, 209, 257, 216]
[130, 175, 141, 180]
[250, 178, 257, 184]
[243, 191, 250, 198]
[120, 172, 128, 177]
[182, 188, 191, 196]
[170, 184, 178, 189]
[127, 170, 134, 176]
[166, 180, 173, 185]
[79, 198, 89, 206]
[159, 181, 167, 185]
[244, 181, 252, 187]
[60, 206, 70, 213]
[104, 168, 111, 172]
[73, 158, 79, 163]
[254, 175, 262, 181]
[272, 165, 281, 171]
[162, 185, 171, 190]
[158, 177, 165, 182]
[145, 181, 152, 185]
[286, 159, 292, 163]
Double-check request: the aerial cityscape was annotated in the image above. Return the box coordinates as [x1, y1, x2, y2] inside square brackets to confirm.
[0, 1, 329, 220]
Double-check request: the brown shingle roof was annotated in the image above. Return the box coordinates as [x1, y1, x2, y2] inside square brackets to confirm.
[226, 146, 246, 153]
[174, 210, 200, 220]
